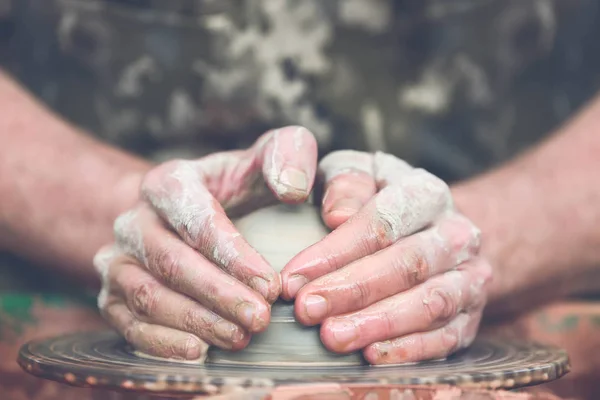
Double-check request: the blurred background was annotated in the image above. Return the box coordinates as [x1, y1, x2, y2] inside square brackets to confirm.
[1, 0, 599, 183]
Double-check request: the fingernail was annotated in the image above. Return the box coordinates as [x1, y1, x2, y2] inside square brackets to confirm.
[213, 319, 243, 346]
[279, 168, 308, 194]
[251, 277, 271, 300]
[329, 198, 363, 215]
[305, 295, 328, 321]
[329, 320, 358, 347]
[373, 341, 392, 358]
[236, 302, 256, 328]
[287, 274, 308, 298]
[182, 335, 209, 360]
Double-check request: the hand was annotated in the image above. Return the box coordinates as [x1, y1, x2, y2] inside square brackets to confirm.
[93, 127, 318, 360]
[280, 150, 493, 365]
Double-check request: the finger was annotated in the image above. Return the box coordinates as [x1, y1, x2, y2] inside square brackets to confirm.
[109, 260, 250, 350]
[317, 151, 414, 229]
[319, 258, 491, 353]
[140, 161, 281, 302]
[364, 311, 483, 365]
[113, 206, 272, 332]
[294, 214, 481, 325]
[255, 126, 318, 203]
[139, 160, 286, 302]
[101, 296, 209, 361]
[281, 168, 452, 299]
[318, 151, 377, 229]
[114, 197, 281, 302]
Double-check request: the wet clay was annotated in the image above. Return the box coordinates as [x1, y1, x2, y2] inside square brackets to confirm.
[206, 203, 365, 366]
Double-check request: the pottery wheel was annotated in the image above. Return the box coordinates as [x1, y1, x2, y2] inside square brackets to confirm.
[17, 204, 570, 395]
[18, 330, 569, 396]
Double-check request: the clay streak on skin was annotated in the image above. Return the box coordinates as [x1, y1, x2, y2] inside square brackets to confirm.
[316, 149, 486, 365]
[449, 312, 473, 351]
[203, 151, 270, 211]
[268, 130, 285, 195]
[454, 224, 482, 265]
[319, 150, 374, 181]
[144, 160, 244, 269]
[113, 208, 147, 264]
[212, 232, 242, 272]
[93, 245, 121, 310]
[165, 161, 218, 242]
[372, 151, 413, 185]
[374, 183, 449, 242]
[293, 126, 305, 151]
[427, 216, 481, 268]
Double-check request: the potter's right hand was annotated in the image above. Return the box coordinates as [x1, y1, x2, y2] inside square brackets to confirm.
[92, 127, 318, 360]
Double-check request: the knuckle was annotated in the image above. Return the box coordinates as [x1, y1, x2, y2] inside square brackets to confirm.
[440, 325, 460, 352]
[412, 334, 427, 361]
[391, 248, 429, 288]
[150, 246, 183, 286]
[315, 244, 343, 274]
[423, 289, 457, 324]
[180, 307, 207, 334]
[453, 216, 481, 251]
[132, 281, 161, 317]
[357, 234, 378, 256]
[349, 280, 371, 309]
[437, 215, 482, 264]
[370, 205, 398, 247]
[377, 312, 396, 338]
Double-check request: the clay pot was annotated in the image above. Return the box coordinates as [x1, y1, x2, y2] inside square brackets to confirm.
[206, 203, 364, 366]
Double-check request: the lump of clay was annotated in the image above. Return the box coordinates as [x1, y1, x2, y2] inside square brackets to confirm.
[205, 203, 365, 366]
[232, 203, 330, 274]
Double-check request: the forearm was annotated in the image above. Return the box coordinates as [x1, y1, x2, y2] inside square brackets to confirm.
[452, 93, 600, 315]
[0, 71, 151, 286]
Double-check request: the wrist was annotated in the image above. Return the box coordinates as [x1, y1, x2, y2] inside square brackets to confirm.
[106, 158, 151, 217]
[450, 158, 576, 315]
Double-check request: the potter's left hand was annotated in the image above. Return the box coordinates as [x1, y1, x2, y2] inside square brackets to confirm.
[280, 150, 493, 365]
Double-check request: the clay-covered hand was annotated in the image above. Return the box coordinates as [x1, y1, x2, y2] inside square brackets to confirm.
[93, 127, 317, 360]
[280, 150, 493, 365]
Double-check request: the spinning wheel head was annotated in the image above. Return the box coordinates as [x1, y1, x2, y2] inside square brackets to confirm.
[18, 330, 569, 397]
[17, 204, 570, 397]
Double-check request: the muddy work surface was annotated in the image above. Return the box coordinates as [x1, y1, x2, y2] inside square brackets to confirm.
[18, 330, 569, 397]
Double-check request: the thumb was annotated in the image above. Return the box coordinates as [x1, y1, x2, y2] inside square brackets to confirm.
[253, 126, 318, 203]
